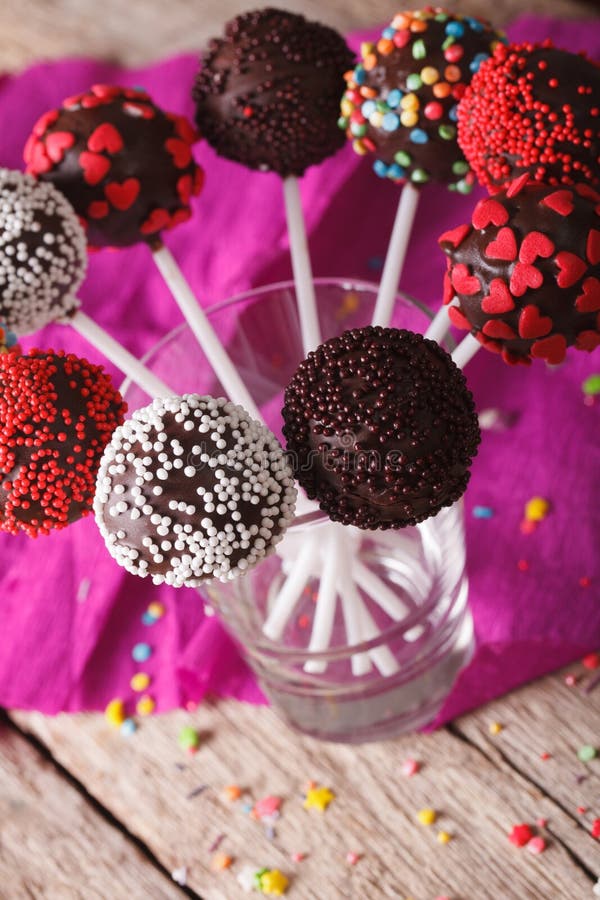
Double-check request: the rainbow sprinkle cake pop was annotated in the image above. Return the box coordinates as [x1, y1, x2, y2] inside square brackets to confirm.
[339, 7, 505, 191]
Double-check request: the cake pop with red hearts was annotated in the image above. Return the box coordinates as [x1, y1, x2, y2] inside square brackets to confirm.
[439, 177, 600, 366]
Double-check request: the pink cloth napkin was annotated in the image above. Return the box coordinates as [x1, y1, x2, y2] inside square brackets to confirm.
[0, 16, 598, 723]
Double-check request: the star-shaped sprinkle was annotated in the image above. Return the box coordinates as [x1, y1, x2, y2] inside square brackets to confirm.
[257, 868, 289, 895]
[303, 785, 335, 812]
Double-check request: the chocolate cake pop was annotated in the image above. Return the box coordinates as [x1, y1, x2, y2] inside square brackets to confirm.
[439, 178, 600, 366]
[339, 7, 505, 191]
[94, 395, 297, 587]
[192, 7, 354, 177]
[457, 40, 600, 191]
[0, 169, 86, 334]
[282, 326, 480, 529]
[0, 349, 126, 537]
[24, 85, 203, 248]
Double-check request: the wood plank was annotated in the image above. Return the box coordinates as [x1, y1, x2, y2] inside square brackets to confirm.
[0, 717, 184, 900]
[1, 0, 594, 71]
[12, 695, 597, 899]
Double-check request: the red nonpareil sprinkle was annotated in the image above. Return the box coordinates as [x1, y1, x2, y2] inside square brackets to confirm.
[583, 652, 600, 669]
[509, 823, 534, 847]
[577, 806, 587, 815]
[527, 836, 547, 854]
[591, 818, 600, 838]
[540, 752, 551, 761]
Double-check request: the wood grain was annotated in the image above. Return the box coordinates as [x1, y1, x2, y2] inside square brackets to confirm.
[12, 671, 600, 900]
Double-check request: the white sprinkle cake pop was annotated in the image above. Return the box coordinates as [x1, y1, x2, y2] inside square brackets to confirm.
[0, 169, 86, 334]
[94, 394, 297, 587]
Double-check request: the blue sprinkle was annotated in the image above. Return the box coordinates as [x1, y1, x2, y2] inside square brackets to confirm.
[445, 21, 465, 38]
[382, 26, 396, 39]
[241, 803, 253, 815]
[473, 506, 495, 519]
[132, 642, 152, 662]
[361, 99, 376, 118]
[120, 718, 137, 736]
[141, 611, 157, 626]
[382, 112, 400, 132]
[449, 104, 459, 122]
[388, 163, 406, 180]
[373, 159, 389, 178]
[353, 66, 366, 86]
[387, 89, 403, 109]
[367, 256, 384, 272]
[470, 53, 490, 74]
[466, 16, 484, 32]
[409, 128, 429, 145]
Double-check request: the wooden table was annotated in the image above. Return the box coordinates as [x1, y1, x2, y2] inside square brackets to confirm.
[1, 2, 599, 898]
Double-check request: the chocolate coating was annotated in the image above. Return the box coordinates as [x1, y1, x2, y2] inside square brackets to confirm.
[0, 350, 126, 537]
[193, 7, 354, 176]
[439, 179, 600, 366]
[339, 7, 505, 191]
[0, 169, 86, 334]
[282, 326, 480, 529]
[457, 41, 600, 191]
[94, 395, 297, 587]
[24, 85, 203, 248]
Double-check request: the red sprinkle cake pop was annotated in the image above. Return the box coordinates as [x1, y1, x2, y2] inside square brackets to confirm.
[439, 177, 600, 366]
[24, 85, 203, 248]
[339, 7, 505, 192]
[282, 326, 480, 529]
[0, 350, 126, 536]
[457, 40, 600, 191]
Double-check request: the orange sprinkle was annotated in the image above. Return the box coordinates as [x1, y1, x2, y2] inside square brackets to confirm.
[377, 38, 395, 56]
[223, 784, 242, 801]
[392, 13, 411, 28]
[433, 82, 452, 99]
[363, 54, 377, 72]
[445, 65, 462, 83]
[360, 86, 378, 99]
[210, 853, 233, 871]
[410, 19, 428, 32]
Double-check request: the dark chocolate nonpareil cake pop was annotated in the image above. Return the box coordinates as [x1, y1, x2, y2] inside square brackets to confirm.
[192, 7, 355, 176]
[439, 178, 600, 365]
[24, 84, 203, 248]
[94, 395, 297, 586]
[282, 326, 480, 529]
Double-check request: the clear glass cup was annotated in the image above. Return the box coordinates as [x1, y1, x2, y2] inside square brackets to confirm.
[125, 279, 474, 743]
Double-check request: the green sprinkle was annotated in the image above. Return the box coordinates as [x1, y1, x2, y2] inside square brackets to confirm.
[411, 168, 429, 184]
[337, 116, 348, 131]
[435, 12, 449, 21]
[178, 725, 201, 752]
[439, 124, 456, 140]
[412, 39, 426, 60]
[582, 374, 600, 396]
[577, 744, 597, 762]
[452, 160, 470, 175]
[350, 123, 367, 137]
[442, 36, 456, 50]
[406, 73, 422, 91]
[456, 179, 474, 195]
[376, 100, 388, 113]
[394, 150, 412, 167]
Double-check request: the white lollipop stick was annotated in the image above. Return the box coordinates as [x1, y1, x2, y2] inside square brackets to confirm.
[353, 560, 410, 621]
[282, 176, 321, 353]
[263, 533, 319, 641]
[70, 311, 172, 399]
[338, 557, 373, 677]
[424, 297, 458, 344]
[356, 599, 400, 677]
[371, 183, 420, 328]
[304, 531, 342, 674]
[151, 244, 262, 419]
[451, 333, 480, 369]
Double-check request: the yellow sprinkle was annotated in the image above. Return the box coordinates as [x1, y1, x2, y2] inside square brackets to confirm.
[130, 672, 151, 692]
[362, 53, 377, 72]
[400, 110, 419, 128]
[147, 601, 165, 619]
[489, 721, 503, 735]
[210, 852, 232, 871]
[136, 694, 155, 716]
[105, 698, 126, 728]
[352, 140, 368, 156]
[259, 869, 289, 896]
[437, 830, 452, 844]
[417, 807, 437, 826]
[223, 784, 242, 801]
[400, 93, 419, 111]
[304, 786, 335, 812]
[340, 98, 354, 118]
[420, 66, 440, 85]
[369, 111, 384, 129]
[524, 496, 551, 522]
[360, 42, 375, 58]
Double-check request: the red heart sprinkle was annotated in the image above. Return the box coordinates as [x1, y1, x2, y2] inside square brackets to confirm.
[439, 224, 471, 249]
[90, 84, 122, 100]
[519, 231, 555, 265]
[510, 263, 543, 297]
[586, 229, 600, 266]
[165, 138, 192, 169]
[443, 272, 454, 305]
[448, 306, 471, 330]
[176, 175, 193, 205]
[506, 173, 531, 198]
[451, 264, 481, 296]
[575, 183, 600, 203]
[555, 252, 587, 289]
[79, 151, 111, 186]
[170, 114, 198, 145]
[485, 227, 517, 261]
[502, 347, 531, 367]
[518, 305, 553, 339]
[26, 141, 52, 175]
[105, 178, 140, 211]
[88, 123, 124, 154]
[472, 198, 509, 230]
[475, 332, 503, 354]
[32, 108, 59, 137]
[541, 190, 574, 217]
[44, 131, 75, 164]
[81, 94, 105, 109]
[530, 334, 567, 364]
[482, 319, 517, 340]
[88, 201, 109, 219]
[575, 277, 600, 313]
[575, 330, 600, 352]
[481, 278, 515, 314]
[140, 208, 171, 235]
[168, 208, 192, 229]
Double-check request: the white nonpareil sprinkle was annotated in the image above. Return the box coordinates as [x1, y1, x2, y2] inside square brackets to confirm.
[94, 394, 296, 587]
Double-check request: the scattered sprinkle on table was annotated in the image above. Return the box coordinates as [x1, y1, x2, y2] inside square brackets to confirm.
[417, 807, 437, 826]
[437, 830, 452, 844]
[536, 817, 548, 828]
[136, 694, 155, 716]
[178, 725, 201, 753]
[583, 652, 600, 670]
[130, 672, 150, 692]
[401, 758, 420, 776]
[527, 836, 546, 854]
[210, 852, 233, 871]
[256, 868, 289, 895]
[489, 721, 503, 735]
[509, 823, 534, 847]
[540, 752, 551, 761]
[171, 866, 187, 886]
[564, 673, 578, 686]
[346, 851, 360, 865]
[223, 784, 242, 801]
[132, 642, 152, 662]
[577, 744, 597, 762]
[304, 785, 335, 812]
[105, 698, 126, 728]
[577, 806, 587, 815]
[120, 717, 137, 736]
[473, 505, 494, 519]
[591, 819, 600, 839]
[291, 852, 306, 862]
[253, 796, 282, 819]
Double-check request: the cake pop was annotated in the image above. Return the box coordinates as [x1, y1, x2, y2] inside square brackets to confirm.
[0, 349, 126, 537]
[339, 7, 505, 191]
[94, 394, 297, 587]
[457, 40, 600, 191]
[24, 84, 203, 248]
[0, 169, 86, 334]
[282, 326, 480, 529]
[439, 178, 600, 366]
[192, 7, 354, 177]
